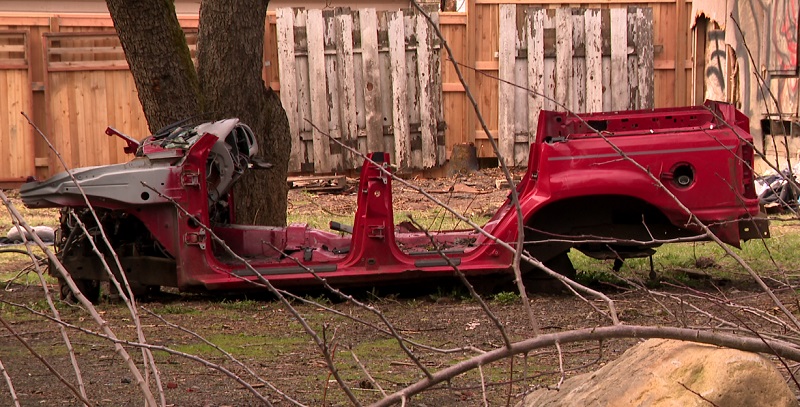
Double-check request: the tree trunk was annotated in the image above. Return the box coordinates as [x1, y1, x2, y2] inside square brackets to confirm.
[197, 0, 290, 226]
[106, 0, 201, 132]
[106, 0, 290, 226]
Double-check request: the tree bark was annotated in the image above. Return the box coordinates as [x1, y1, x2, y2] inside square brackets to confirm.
[197, 0, 290, 226]
[106, 0, 290, 226]
[106, 0, 201, 132]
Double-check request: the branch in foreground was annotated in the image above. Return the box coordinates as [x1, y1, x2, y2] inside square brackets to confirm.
[0, 315, 92, 406]
[21, 112, 164, 405]
[371, 325, 800, 406]
[0, 190, 157, 406]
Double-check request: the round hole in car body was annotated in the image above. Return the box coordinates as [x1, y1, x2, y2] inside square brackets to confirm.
[671, 163, 695, 188]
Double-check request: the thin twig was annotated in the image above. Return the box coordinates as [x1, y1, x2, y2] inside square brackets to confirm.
[141, 307, 303, 406]
[0, 358, 20, 407]
[407, 0, 539, 337]
[138, 181, 361, 406]
[478, 364, 488, 407]
[350, 349, 387, 397]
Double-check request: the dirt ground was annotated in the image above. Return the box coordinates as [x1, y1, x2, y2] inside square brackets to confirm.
[1, 169, 799, 406]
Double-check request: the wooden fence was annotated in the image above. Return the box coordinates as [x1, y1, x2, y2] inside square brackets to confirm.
[276, 8, 446, 173]
[0, 3, 687, 183]
[495, 6, 653, 164]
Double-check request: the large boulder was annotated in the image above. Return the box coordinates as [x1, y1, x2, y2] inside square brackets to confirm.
[519, 338, 797, 407]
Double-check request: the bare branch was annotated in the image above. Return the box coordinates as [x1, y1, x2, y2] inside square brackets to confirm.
[0, 314, 93, 406]
[0, 190, 157, 406]
[7, 217, 89, 405]
[21, 112, 164, 405]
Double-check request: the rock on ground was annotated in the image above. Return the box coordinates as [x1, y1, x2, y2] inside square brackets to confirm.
[519, 338, 797, 407]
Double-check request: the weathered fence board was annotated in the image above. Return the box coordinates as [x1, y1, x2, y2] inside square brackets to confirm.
[276, 7, 445, 173]
[497, 6, 654, 165]
[585, 9, 602, 112]
[498, 4, 515, 165]
[0, 31, 34, 185]
[276, 8, 301, 172]
[359, 9, 384, 155]
[610, 8, 629, 110]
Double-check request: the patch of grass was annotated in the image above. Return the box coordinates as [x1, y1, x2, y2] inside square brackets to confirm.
[149, 303, 199, 315]
[286, 190, 491, 232]
[573, 267, 626, 287]
[170, 333, 306, 360]
[569, 225, 800, 284]
[303, 293, 333, 306]
[428, 285, 471, 302]
[216, 298, 262, 311]
[492, 291, 520, 305]
[0, 201, 60, 232]
[0, 248, 53, 284]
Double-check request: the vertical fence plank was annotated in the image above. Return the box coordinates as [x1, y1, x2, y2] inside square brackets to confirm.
[416, 12, 436, 168]
[74, 73, 89, 166]
[335, 7, 359, 168]
[388, 10, 410, 169]
[0, 71, 9, 177]
[294, 10, 311, 171]
[626, 9, 639, 109]
[6, 71, 17, 175]
[50, 74, 69, 169]
[276, 8, 301, 172]
[585, 9, 602, 112]
[306, 9, 331, 173]
[634, 7, 654, 109]
[103, 71, 118, 162]
[610, 8, 628, 110]
[572, 11, 586, 113]
[513, 6, 529, 166]
[377, 13, 395, 159]
[90, 72, 109, 165]
[527, 7, 545, 140]
[323, 10, 343, 171]
[555, 8, 572, 111]
[601, 10, 612, 111]
[498, 4, 516, 164]
[360, 9, 384, 154]
[429, 12, 446, 166]
[403, 10, 421, 169]
[543, 10, 556, 111]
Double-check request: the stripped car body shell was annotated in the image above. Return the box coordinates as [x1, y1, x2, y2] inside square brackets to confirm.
[20, 101, 768, 298]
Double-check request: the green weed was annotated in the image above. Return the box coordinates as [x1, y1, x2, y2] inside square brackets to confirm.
[150, 304, 199, 315]
[492, 291, 520, 305]
[217, 298, 261, 311]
